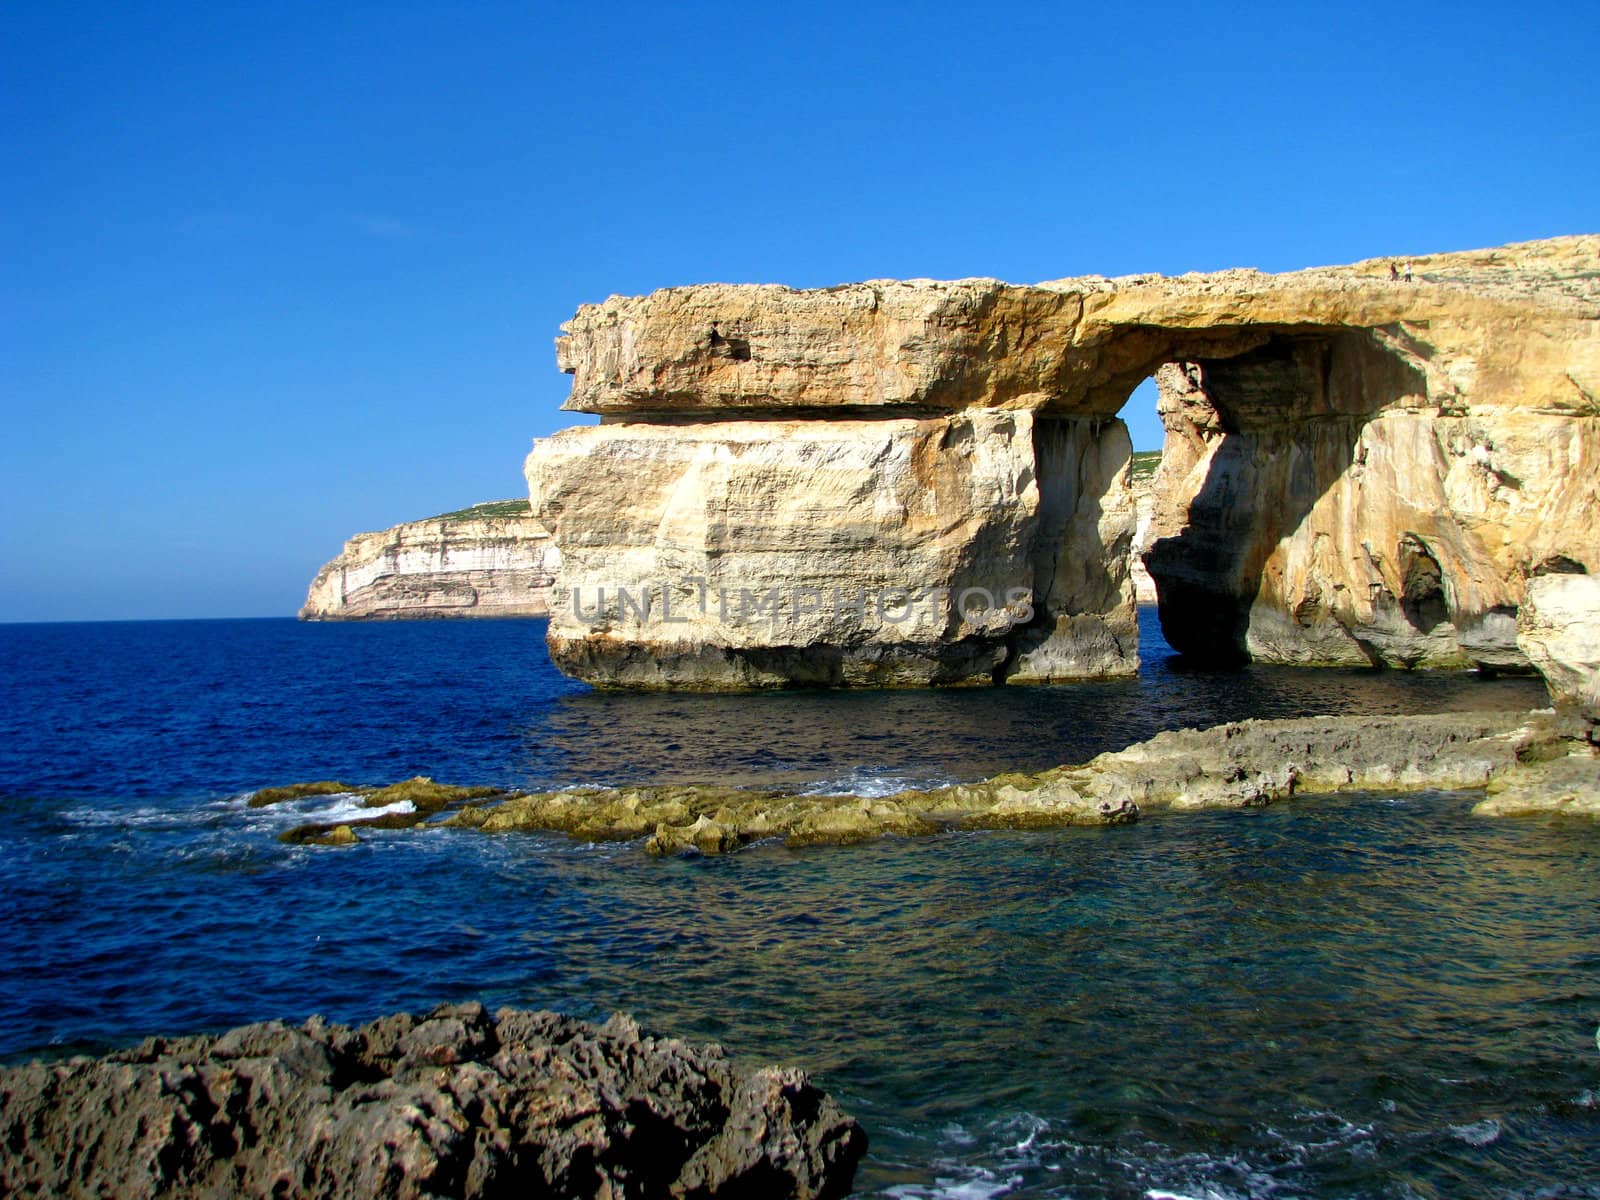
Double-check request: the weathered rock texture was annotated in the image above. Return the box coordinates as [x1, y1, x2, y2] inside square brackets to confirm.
[528, 413, 1133, 687]
[0, 1003, 865, 1200]
[1517, 571, 1600, 728]
[301, 504, 557, 620]
[528, 236, 1599, 688]
[257, 709, 1600, 856]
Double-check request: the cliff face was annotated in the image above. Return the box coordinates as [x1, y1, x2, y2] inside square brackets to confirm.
[528, 413, 1134, 687]
[528, 236, 1600, 688]
[301, 504, 557, 620]
[1518, 573, 1600, 727]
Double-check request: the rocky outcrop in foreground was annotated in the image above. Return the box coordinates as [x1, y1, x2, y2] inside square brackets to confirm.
[0, 1003, 865, 1200]
[301, 501, 557, 620]
[528, 235, 1599, 688]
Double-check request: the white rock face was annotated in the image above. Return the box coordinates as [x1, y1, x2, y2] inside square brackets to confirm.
[301, 511, 557, 620]
[1517, 573, 1600, 722]
[527, 412, 1135, 688]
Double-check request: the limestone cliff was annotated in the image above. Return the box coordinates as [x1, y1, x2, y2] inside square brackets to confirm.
[528, 413, 1133, 687]
[1129, 452, 1160, 604]
[301, 502, 557, 620]
[1517, 572, 1600, 727]
[528, 236, 1600, 688]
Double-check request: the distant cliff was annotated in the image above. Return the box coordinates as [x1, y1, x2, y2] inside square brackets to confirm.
[300, 500, 558, 620]
[1129, 451, 1159, 605]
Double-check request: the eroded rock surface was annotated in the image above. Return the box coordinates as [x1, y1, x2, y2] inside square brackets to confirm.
[302, 503, 557, 620]
[0, 1003, 866, 1200]
[529, 412, 1135, 687]
[528, 236, 1599, 687]
[460, 711, 1577, 850]
[257, 709, 1599, 856]
[1517, 572, 1600, 729]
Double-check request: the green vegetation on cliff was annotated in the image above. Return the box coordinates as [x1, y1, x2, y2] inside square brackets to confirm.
[430, 498, 532, 523]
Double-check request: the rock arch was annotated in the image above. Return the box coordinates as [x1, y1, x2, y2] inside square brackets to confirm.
[525, 237, 1600, 688]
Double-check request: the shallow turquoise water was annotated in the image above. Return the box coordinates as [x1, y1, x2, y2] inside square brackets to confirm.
[2, 613, 1595, 1197]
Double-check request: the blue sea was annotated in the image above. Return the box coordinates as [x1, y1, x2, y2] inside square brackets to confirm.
[2, 612, 1597, 1199]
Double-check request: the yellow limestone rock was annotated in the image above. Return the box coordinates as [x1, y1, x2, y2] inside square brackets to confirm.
[528, 236, 1600, 688]
[1517, 572, 1600, 723]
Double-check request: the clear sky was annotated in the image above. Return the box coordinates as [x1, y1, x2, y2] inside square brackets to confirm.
[3, 1, 1597, 621]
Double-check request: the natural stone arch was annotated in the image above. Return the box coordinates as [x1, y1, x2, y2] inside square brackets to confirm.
[526, 237, 1600, 689]
[1081, 325, 1436, 665]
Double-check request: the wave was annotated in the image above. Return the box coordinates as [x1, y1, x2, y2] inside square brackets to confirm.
[62, 792, 416, 836]
[797, 768, 958, 799]
[857, 1102, 1563, 1200]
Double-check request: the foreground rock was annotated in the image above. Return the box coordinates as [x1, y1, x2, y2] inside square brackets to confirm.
[257, 710, 1599, 856]
[529, 235, 1600, 688]
[301, 501, 557, 620]
[0, 1003, 866, 1200]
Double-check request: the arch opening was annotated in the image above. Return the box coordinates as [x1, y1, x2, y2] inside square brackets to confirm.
[1093, 327, 1435, 667]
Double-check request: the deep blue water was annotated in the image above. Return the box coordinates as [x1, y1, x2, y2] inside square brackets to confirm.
[2, 613, 1596, 1199]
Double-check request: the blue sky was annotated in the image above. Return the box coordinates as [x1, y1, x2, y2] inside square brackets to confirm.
[3, 1, 1596, 621]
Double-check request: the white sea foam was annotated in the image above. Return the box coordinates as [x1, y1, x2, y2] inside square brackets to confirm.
[1448, 1118, 1501, 1146]
[883, 1170, 1020, 1200]
[304, 796, 414, 823]
[232, 792, 416, 829]
[939, 1123, 977, 1147]
[993, 1112, 1050, 1154]
[798, 769, 956, 799]
[62, 789, 416, 836]
[63, 805, 194, 830]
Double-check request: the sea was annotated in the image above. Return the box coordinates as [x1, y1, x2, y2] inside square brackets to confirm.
[1, 610, 1597, 1199]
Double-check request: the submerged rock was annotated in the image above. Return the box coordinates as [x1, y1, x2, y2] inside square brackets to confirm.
[247, 779, 355, 807]
[0, 1003, 866, 1200]
[254, 710, 1600, 857]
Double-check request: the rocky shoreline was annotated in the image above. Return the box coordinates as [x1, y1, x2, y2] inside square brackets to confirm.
[256, 706, 1599, 857]
[0, 1003, 866, 1200]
